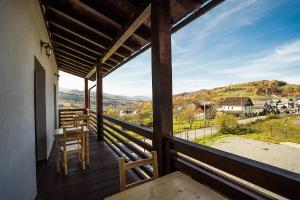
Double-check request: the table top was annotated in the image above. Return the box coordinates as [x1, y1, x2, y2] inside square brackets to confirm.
[54, 126, 89, 136]
[105, 171, 227, 200]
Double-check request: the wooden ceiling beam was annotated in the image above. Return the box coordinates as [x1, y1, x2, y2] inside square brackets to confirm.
[48, 21, 106, 49]
[46, 7, 138, 53]
[58, 62, 89, 74]
[55, 53, 92, 68]
[57, 59, 91, 72]
[72, 0, 149, 44]
[79, 0, 151, 42]
[55, 48, 95, 65]
[53, 40, 99, 59]
[86, 2, 151, 79]
[49, 22, 129, 60]
[47, 6, 112, 41]
[54, 43, 97, 61]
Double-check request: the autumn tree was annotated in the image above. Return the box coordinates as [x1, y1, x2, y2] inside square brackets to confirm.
[181, 106, 196, 129]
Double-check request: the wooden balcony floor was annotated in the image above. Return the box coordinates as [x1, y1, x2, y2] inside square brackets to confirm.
[37, 133, 139, 200]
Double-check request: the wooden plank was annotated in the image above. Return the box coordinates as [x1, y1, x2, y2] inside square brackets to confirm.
[103, 127, 148, 160]
[105, 171, 227, 200]
[37, 136, 140, 200]
[151, 0, 173, 176]
[172, 157, 265, 200]
[54, 42, 97, 60]
[103, 114, 153, 140]
[168, 136, 300, 199]
[55, 53, 92, 68]
[103, 132, 152, 177]
[101, 3, 150, 63]
[55, 48, 95, 65]
[86, 2, 150, 79]
[103, 121, 152, 151]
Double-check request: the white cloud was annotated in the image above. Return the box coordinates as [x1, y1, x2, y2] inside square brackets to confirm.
[220, 39, 300, 78]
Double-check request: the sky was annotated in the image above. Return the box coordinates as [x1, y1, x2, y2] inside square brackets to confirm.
[59, 0, 300, 97]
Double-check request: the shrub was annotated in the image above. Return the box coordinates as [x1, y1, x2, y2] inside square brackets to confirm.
[220, 125, 255, 135]
[215, 113, 237, 128]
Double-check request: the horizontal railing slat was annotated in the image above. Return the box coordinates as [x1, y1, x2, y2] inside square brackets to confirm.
[168, 136, 300, 199]
[103, 121, 152, 151]
[103, 127, 148, 160]
[103, 114, 153, 140]
[103, 133, 152, 177]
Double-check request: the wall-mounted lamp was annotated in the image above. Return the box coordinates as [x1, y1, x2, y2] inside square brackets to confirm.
[54, 73, 60, 80]
[41, 41, 53, 57]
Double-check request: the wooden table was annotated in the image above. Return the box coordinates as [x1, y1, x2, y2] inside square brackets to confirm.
[54, 126, 90, 172]
[105, 171, 227, 200]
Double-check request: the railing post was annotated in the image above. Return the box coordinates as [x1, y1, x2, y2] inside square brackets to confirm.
[151, 0, 173, 176]
[96, 61, 103, 140]
[84, 78, 89, 113]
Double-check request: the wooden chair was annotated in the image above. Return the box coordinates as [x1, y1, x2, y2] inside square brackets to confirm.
[59, 126, 86, 175]
[118, 151, 158, 191]
[75, 114, 89, 127]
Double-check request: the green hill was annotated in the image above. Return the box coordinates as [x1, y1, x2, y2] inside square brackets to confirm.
[174, 80, 300, 106]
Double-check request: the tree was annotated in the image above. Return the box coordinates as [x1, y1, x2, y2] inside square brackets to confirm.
[105, 106, 118, 117]
[181, 106, 196, 129]
[215, 113, 237, 128]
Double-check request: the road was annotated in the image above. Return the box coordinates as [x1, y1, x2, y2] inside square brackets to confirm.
[175, 126, 219, 141]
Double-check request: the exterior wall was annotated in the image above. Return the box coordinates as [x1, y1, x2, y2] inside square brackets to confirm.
[222, 105, 253, 114]
[222, 105, 243, 111]
[0, 0, 58, 199]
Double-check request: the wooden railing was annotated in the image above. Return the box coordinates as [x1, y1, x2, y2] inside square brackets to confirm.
[102, 114, 154, 179]
[58, 109, 300, 199]
[167, 136, 300, 199]
[87, 109, 97, 135]
[58, 108, 85, 128]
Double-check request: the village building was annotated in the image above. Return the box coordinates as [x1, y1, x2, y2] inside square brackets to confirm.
[221, 97, 254, 116]
[194, 103, 217, 120]
[119, 109, 138, 117]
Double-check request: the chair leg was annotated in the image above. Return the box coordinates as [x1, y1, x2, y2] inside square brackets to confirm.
[63, 151, 68, 175]
[57, 150, 61, 173]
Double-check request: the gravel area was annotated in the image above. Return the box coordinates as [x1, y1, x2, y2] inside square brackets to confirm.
[211, 136, 300, 174]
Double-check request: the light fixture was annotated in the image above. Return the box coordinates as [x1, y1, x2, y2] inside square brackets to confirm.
[41, 41, 53, 57]
[54, 73, 60, 80]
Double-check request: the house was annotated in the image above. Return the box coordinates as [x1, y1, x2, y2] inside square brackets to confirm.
[194, 103, 217, 119]
[252, 100, 273, 115]
[119, 109, 138, 116]
[221, 97, 254, 116]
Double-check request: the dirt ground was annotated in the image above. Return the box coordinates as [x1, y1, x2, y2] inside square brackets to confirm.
[211, 136, 300, 174]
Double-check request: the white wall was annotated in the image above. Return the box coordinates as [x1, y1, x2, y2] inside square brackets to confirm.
[0, 0, 58, 199]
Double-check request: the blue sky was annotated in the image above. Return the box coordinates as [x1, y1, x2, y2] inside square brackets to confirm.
[60, 0, 300, 97]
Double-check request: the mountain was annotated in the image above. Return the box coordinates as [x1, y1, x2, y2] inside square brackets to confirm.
[59, 80, 300, 109]
[58, 88, 151, 109]
[173, 80, 300, 106]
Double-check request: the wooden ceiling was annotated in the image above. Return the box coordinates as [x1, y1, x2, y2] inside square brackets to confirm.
[40, 0, 224, 81]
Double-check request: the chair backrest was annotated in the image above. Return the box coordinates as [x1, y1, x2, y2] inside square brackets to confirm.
[62, 126, 84, 150]
[118, 151, 158, 191]
[75, 114, 89, 127]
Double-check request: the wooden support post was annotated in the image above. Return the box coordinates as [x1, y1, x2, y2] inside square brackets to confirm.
[96, 61, 103, 140]
[84, 78, 89, 113]
[151, 0, 173, 176]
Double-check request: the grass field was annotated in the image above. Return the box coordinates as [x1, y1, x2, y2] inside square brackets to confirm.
[173, 119, 215, 134]
[194, 116, 300, 145]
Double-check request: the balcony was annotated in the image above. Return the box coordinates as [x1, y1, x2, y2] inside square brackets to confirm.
[1, 0, 300, 199]
[34, 108, 300, 199]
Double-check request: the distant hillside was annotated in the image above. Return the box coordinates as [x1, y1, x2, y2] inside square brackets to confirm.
[59, 80, 300, 109]
[174, 80, 300, 106]
[58, 88, 151, 109]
